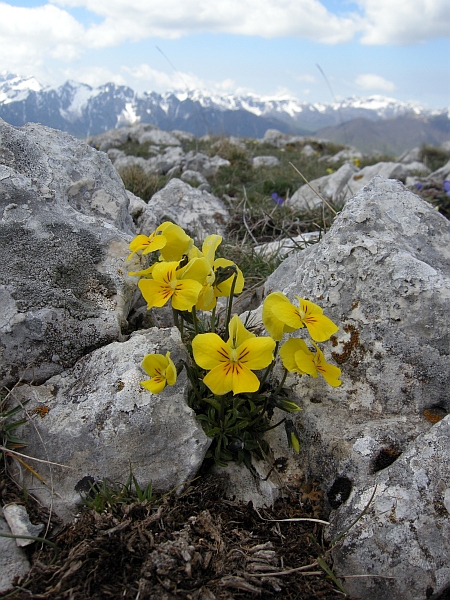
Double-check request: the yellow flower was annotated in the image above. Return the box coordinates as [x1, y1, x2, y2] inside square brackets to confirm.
[158, 222, 193, 261]
[192, 315, 276, 395]
[141, 351, 177, 394]
[280, 338, 342, 387]
[127, 232, 166, 261]
[194, 235, 244, 310]
[138, 257, 210, 311]
[262, 292, 338, 342]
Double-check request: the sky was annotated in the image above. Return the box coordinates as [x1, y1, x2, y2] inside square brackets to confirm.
[0, 0, 449, 108]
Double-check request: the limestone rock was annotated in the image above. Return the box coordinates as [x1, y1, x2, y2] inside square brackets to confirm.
[137, 178, 229, 239]
[326, 147, 363, 164]
[257, 176, 450, 597]
[290, 163, 358, 211]
[0, 515, 30, 593]
[328, 416, 450, 600]
[181, 169, 209, 186]
[183, 151, 230, 177]
[263, 175, 449, 497]
[0, 119, 136, 387]
[345, 161, 419, 195]
[252, 156, 280, 168]
[137, 129, 181, 146]
[398, 146, 421, 164]
[300, 144, 318, 157]
[113, 153, 155, 174]
[428, 159, 450, 185]
[11, 328, 211, 522]
[254, 231, 320, 259]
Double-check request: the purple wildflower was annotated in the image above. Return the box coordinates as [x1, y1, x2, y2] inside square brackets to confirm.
[271, 192, 284, 206]
[444, 180, 450, 197]
[415, 183, 423, 191]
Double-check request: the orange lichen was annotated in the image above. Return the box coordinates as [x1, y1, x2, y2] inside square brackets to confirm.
[33, 405, 50, 418]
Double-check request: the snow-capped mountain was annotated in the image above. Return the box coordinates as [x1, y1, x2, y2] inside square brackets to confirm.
[0, 72, 449, 145]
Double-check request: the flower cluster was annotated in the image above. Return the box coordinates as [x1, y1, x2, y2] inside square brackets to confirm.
[127, 222, 341, 465]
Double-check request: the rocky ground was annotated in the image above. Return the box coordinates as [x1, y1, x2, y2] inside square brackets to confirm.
[1, 461, 346, 599]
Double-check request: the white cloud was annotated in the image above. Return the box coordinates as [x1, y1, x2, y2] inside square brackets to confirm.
[122, 64, 241, 94]
[49, 0, 362, 44]
[357, 0, 450, 44]
[61, 66, 127, 88]
[0, 3, 86, 72]
[355, 73, 396, 91]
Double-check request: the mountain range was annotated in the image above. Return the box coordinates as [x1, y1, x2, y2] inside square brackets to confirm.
[1, 72, 449, 155]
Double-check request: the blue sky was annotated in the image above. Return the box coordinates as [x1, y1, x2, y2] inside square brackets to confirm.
[1, 0, 449, 108]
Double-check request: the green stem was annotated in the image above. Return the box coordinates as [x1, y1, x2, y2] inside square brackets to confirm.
[172, 307, 180, 332]
[224, 273, 238, 333]
[211, 306, 216, 333]
[191, 306, 199, 336]
[274, 368, 289, 395]
[217, 394, 225, 424]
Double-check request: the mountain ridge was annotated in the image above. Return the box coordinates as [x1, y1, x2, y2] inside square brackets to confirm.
[1, 72, 449, 153]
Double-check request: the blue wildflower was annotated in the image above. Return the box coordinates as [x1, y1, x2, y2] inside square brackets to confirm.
[271, 192, 284, 205]
[444, 180, 450, 197]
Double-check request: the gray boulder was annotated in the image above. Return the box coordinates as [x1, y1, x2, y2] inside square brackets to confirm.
[328, 416, 450, 600]
[428, 159, 450, 185]
[181, 169, 209, 186]
[258, 176, 450, 597]
[326, 146, 363, 164]
[0, 514, 31, 593]
[398, 146, 422, 164]
[0, 119, 136, 387]
[137, 129, 181, 146]
[300, 144, 318, 157]
[346, 161, 421, 195]
[137, 178, 229, 239]
[113, 153, 156, 175]
[290, 162, 358, 211]
[11, 328, 211, 522]
[183, 151, 230, 177]
[252, 155, 280, 168]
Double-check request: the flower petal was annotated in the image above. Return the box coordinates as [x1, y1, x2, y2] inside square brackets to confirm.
[171, 279, 203, 311]
[296, 297, 339, 342]
[203, 362, 261, 395]
[179, 257, 211, 284]
[127, 232, 166, 261]
[213, 258, 245, 297]
[237, 337, 276, 370]
[201, 234, 222, 265]
[313, 345, 342, 387]
[262, 292, 298, 341]
[141, 377, 166, 394]
[165, 352, 177, 386]
[157, 222, 193, 261]
[192, 333, 232, 370]
[141, 353, 168, 377]
[228, 314, 255, 349]
[280, 338, 313, 373]
[139, 279, 173, 308]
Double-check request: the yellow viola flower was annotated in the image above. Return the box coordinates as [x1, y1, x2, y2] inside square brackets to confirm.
[280, 338, 342, 387]
[192, 314, 276, 395]
[127, 231, 166, 261]
[141, 351, 177, 394]
[128, 264, 155, 278]
[194, 235, 244, 310]
[263, 292, 338, 342]
[158, 222, 193, 261]
[138, 257, 210, 311]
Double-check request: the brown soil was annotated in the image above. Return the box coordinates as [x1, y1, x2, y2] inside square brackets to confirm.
[1, 464, 348, 600]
